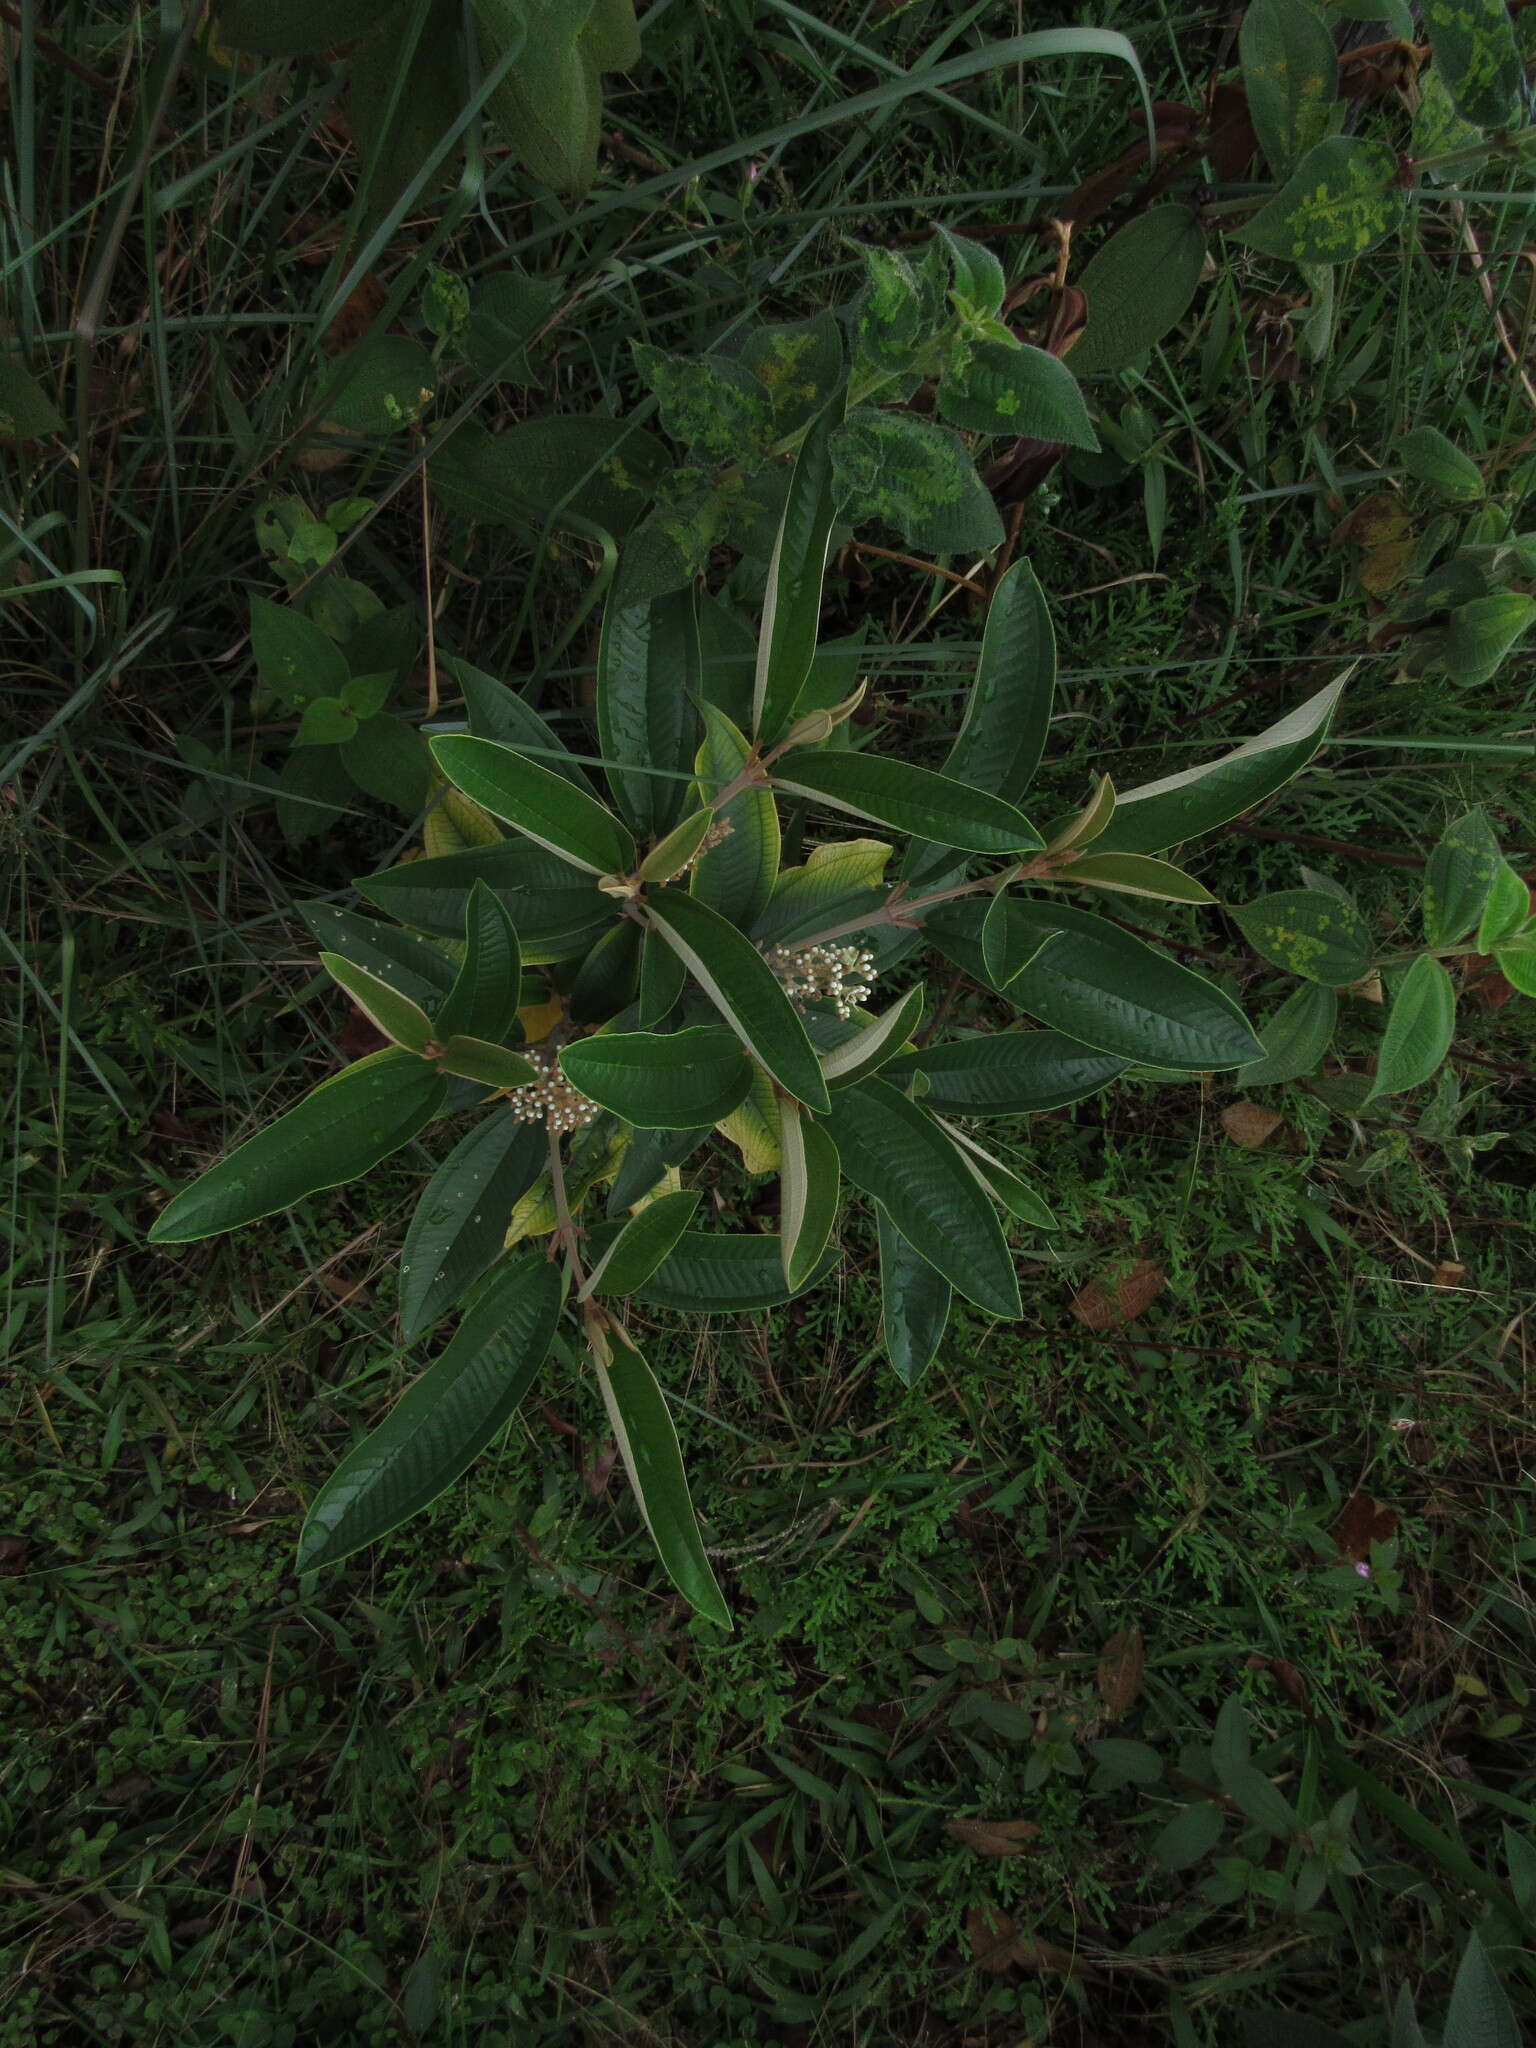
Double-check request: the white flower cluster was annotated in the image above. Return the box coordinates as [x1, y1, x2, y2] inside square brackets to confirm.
[766, 942, 878, 1020]
[505, 1046, 601, 1135]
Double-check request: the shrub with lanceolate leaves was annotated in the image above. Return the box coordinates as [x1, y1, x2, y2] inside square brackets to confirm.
[149, 408, 1365, 1625]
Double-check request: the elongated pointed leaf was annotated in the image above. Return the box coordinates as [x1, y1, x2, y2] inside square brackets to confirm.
[639, 809, 716, 885]
[773, 752, 1041, 854]
[1092, 674, 1346, 854]
[1366, 955, 1455, 1103]
[1240, 0, 1338, 178]
[1444, 1932, 1522, 2048]
[400, 1115, 546, 1341]
[300, 903, 458, 1009]
[430, 735, 636, 875]
[942, 1121, 1057, 1229]
[448, 654, 598, 795]
[593, 1329, 730, 1627]
[1477, 861, 1530, 951]
[1238, 137, 1402, 265]
[690, 703, 780, 927]
[579, 1189, 702, 1300]
[753, 403, 840, 742]
[635, 1230, 837, 1311]
[821, 1080, 1020, 1319]
[937, 341, 1099, 447]
[820, 983, 926, 1086]
[357, 842, 608, 959]
[298, 1254, 564, 1571]
[877, 1210, 951, 1387]
[1237, 981, 1337, 1086]
[886, 1030, 1126, 1112]
[560, 1026, 752, 1128]
[943, 557, 1056, 804]
[1422, 0, 1523, 128]
[1069, 206, 1208, 375]
[778, 1104, 840, 1291]
[756, 838, 893, 946]
[434, 882, 523, 1044]
[150, 1050, 445, 1243]
[646, 887, 830, 1112]
[1424, 809, 1501, 946]
[982, 888, 1044, 988]
[1061, 851, 1216, 904]
[638, 928, 688, 1026]
[437, 1036, 539, 1089]
[1234, 888, 1374, 986]
[597, 590, 701, 837]
[566, 919, 641, 1026]
[320, 954, 434, 1051]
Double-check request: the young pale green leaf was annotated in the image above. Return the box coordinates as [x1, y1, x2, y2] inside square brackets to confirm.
[150, 1050, 446, 1244]
[430, 735, 636, 876]
[819, 983, 926, 1087]
[829, 408, 1004, 555]
[941, 1122, 1057, 1230]
[1059, 851, 1216, 904]
[321, 954, 434, 1052]
[635, 1229, 837, 1311]
[821, 1080, 1021, 1320]
[1238, 137, 1403, 265]
[885, 1030, 1127, 1113]
[591, 1326, 730, 1627]
[1496, 936, 1536, 998]
[778, 1104, 841, 1292]
[1424, 809, 1502, 946]
[1234, 888, 1375, 986]
[937, 341, 1099, 448]
[1421, 0, 1523, 128]
[1239, 0, 1339, 178]
[639, 809, 716, 885]
[1091, 674, 1345, 854]
[772, 752, 1040, 854]
[1068, 207, 1208, 375]
[645, 888, 830, 1113]
[433, 882, 522, 1045]
[1476, 860, 1531, 951]
[1366, 955, 1455, 1103]
[596, 590, 701, 837]
[877, 1210, 952, 1388]
[250, 595, 349, 707]
[756, 839, 893, 947]
[357, 842, 609, 961]
[1400, 425, 1484, 502]
[560, 1026, 752, 1129]
[436, 1036, 540, 1091]
[1048, 772, 1117, 852]
[982, 889, 1045, 989]
[1237, 981, 1337, 1086]
[400, 1117, 546, 1342]
[938, 227, 1006, 314]
[298, 1254, 564, 1572]
[300, 903, 458, 1010]
[579, 1189, 702, 1301]
[942, 557, 1056, 805]
[753, 404, 840, 743]
[690, 704, 780, 927]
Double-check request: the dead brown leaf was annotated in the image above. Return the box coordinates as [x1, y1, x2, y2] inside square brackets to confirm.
[965, 1905, 1095, 1979]
[1071, 1258, 1165, 1332]
[1332, 1491, 1397, 1563]
[322, 272, 388, 355]
[1096, 1626, 1145, 1720]
[1221, 1100, 1283, 1150]
[1432, 1261, 1466, 1290]
[944, 1816, 1041, 1858]
[1330, 490, 1411, 550]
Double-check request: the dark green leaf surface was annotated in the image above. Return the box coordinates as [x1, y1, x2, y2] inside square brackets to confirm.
[690, 704, 780, 927]
[937, 341, 1099, 448]
[877, 1210, 952, 1387]
[298, 1255, 564, 1571]
[356, 842, 608, 958]
[886, 1031, 1127, 1113]
[1069, 207, 1208, 374]
[150, 1051, 445, 1243]
[820, 983, 926, 1087]
[320, 954, 433, 1052]
[437, 1035, 539, 1090]
[778, 1106, 840, 1291]
[1421, 0, 1523, 128]
[400, 1116, 546, 1341]
[560, 1026, 752, 1128]
[1239, 0, 1339, 177]
[581, 1190, 702, 1299]
[1366, 955, 1455, 1102]
[753, 405, 839, 742]
[430, 736, 636, 875]
[1238, 137, 1403, 265]
[449, 655, 599, 796]
[1237, 981, 1337, 1086]
[830, 407, 1003, 554]
[433, 882, 522, 1045]
[1425, 810, 1503, 949]
[1234, 888, 1374, 986]
[635, 1230, 837, 1311]
[597, 590, 701, 837]
[299, 904, 458, 1010]
[773, 752, 1041, 854]
[250, 595, 348, 708]
[942, 558, 1056, 805]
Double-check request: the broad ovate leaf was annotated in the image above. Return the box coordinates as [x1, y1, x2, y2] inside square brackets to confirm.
[1365, 955, 1455, 1102]
[1238, 137, 1403, 265]
[1069, 207, 1208, 375]
[1237, 981, 1337, 1086]
[937, 341, 1099, 448]
[1423, 808, 1502, 946]
[560, 1026, 753, 1129]
[1239, 0, 1339, 177]
[1234, 888, 1374, 986]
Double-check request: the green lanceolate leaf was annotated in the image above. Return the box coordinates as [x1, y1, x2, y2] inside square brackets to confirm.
[886, 1030, 1127, 1113]
[356, 843, 608, 959]
[1421, 0, 1523, 127]
[635, 1229, 836, 1311]
[638, 928, 688, 1026]
[566, 920, 641, 1025]
[778, 1104, 841, 1291]
[829, 407, 1003, 555]
[1366, 954, 1455, 1102]
[1238, 980, 1337, 1086]
[639, 810, 717, 885]
[349, 0, 463, 232]
[298, 1253, 564, 1571]
[1476, 860, 1530, 950]
[300, 903, 459, 1010]
[1239, 0, 1339, 178]
[434, 882, 522, 1044]
[596, 589, 701, 837]
[150, 1050, 445, 1244]
[1234, 888, 1374, 986]
[560, 1026, 752, 1128]
[772, 752, 1040, 854]
[1424, 808, 1502, 945]
[579, 1190, 702, 1301]
[400, 1115, 547, 1341]
[756, 839, 893, 946]
[449, 655, 600, 796]
[251, 595, 349, 708]
[591, 1325, 730, 1627]
[819, 983, 926, 1086]
[321, 954, 434, 1052]
[937, 341, 1099, 448]
[1238, 137, 1403, 265]
[1058, 852, 1216, 904]
[1444, 1933, 1522, 2048]
[645, 888, 830, 1113]
[754, 403, 840, 743]
[941, 1122, 1057, 1230]
[429, 416, 668, 537]
[1091, 674, 1345, 854]
[474, 0, 601, 196]
[821, 1080, 1021, 1320]
[942, 557, 1056, 805]
[436, 1036, 539, 1090]
[982, 887, 1045, 989]
[690, 704, 780, 927]
[1401, 425, 1483, 502]
[877, 1210, 952, 1387]
[342, 714, 431, 813]
[430, 735, 636, 875]
[1069, 207, 1208, 375]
